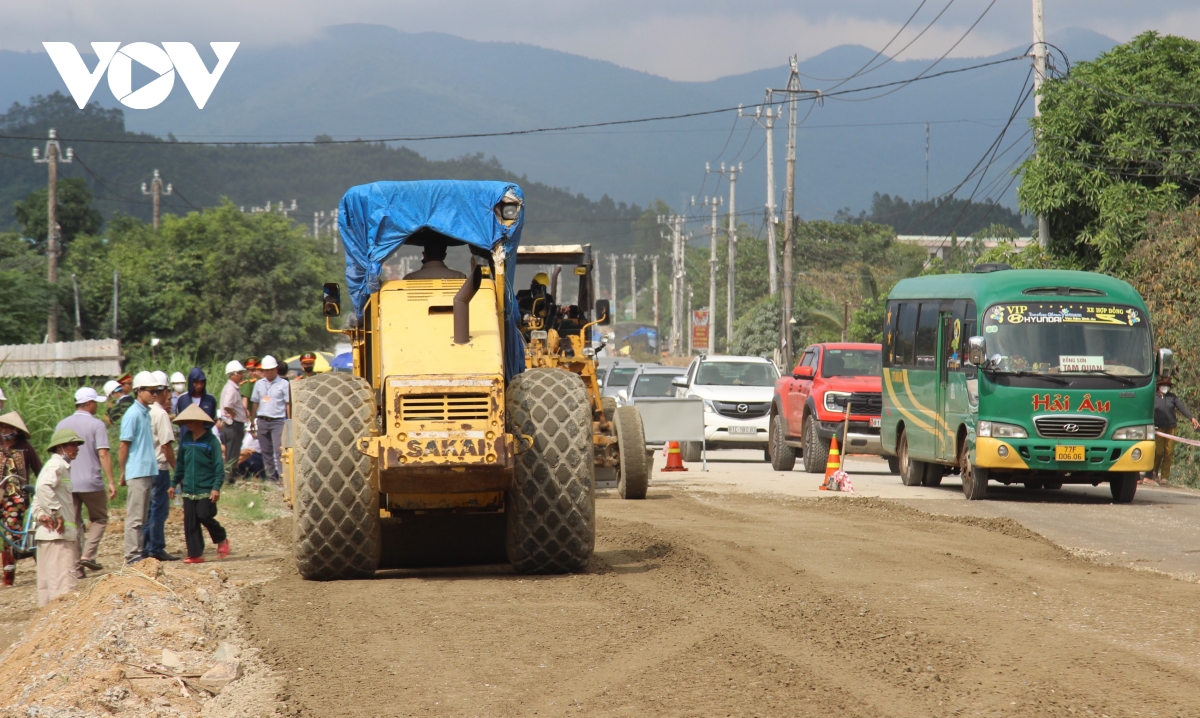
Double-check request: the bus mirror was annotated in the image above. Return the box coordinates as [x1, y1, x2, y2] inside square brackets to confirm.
[1159, 348, 1175, 379]
[967, 336, 986, 366]
[322, 283, 341, 317]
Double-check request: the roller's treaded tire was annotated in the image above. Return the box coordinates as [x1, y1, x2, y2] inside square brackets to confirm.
[506, 369, 595, 574]
[681, 441, 703, 463]
[1110, 472, 1138, 503]
[802, 418, 829, 474]
[898, 431, 924, 487]
[602, 396, 617, 423]
[292, 372, 381, 581]
[615, 406, 649, 499]
[769, 415, 796, 471]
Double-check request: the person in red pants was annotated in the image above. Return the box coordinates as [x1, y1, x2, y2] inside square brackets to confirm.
[171, 406, 229, 563]
[0, 412, 42, 587]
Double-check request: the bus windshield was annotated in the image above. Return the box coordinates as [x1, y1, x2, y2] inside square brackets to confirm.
[981, 302, 1152, 376]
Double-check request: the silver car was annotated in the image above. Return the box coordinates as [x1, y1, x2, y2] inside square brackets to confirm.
[616, 365, 687, 407]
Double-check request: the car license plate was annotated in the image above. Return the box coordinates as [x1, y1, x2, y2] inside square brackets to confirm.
[870, 417, 882, 428]
[728, 426, 757, 435]
[1056, 445, 1085, 462]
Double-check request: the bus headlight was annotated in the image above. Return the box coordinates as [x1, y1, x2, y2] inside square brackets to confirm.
[977, 421, 1027, 439]
[1112, 424, 1154, 440]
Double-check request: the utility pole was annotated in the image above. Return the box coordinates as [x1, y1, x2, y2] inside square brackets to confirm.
[71, 273, 82, 341]
[141, 169, 173, 230]
[687, 288, 694, 354]
[1032, 0, 1049, 249]
[111, 270, 119, 340]
[925, 123, 931, 202]
[32, 129, 73, 344]
[624, 254, 637, 321]
[650, 255, 660, 331]
[609, 254, 618, 317]
[842, 300, 849, 343]
[770, 56, 820, 370]
[707, 162, 741, 343]
[740, 105, 780, 294]
[693, 195, 722, 354]
[657, 215, 687, 355]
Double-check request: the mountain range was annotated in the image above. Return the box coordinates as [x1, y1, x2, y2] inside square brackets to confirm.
[0, 25, 1117, 227]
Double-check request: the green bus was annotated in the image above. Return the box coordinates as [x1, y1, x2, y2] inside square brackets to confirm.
[881, 266, 1171, 502]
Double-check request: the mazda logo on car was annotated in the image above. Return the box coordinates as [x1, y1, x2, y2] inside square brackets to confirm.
[1063, 423, 1080, 433]
[737, 403, 748, 414]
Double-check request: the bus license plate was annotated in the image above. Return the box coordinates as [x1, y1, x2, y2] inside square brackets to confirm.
[1056, 445, 1085, 462]
[870, 417, 882, 428]
[728, 426, 757, 435]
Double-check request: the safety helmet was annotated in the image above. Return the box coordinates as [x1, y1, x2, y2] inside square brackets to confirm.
[225, 360, 246, 374]
[260, 355, 279, 370]
[102, 380, 121, 397]
[533, 272, 549, 287]
[151, 370, 169, 388]
[132, 371, 158, 390]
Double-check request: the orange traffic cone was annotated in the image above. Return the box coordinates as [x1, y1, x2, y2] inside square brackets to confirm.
[661, 441, 689, 472]
[820, 437, 841, 490]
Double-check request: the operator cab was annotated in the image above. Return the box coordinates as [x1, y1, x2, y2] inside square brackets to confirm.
[515, 244, 611, 356]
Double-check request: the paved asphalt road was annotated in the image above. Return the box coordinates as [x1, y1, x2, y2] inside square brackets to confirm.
[648, 447, 1200, 579]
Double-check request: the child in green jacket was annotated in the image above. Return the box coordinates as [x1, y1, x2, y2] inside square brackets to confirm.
[172, 405, 229, 563]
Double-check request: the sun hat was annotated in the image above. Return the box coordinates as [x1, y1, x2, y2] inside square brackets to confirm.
[0, 411, 29, 438]
[47, 427, 85, 452]
[260, 355, 279, 370]
[74, 387, 106, 405]
[225, 360, 246, 374]
[132, 371, 159, 390]
[173, 404, 215, 425]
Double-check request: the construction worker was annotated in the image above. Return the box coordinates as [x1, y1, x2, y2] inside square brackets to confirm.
[403, 236, 466, 280]
[142, 371, 178, 562]
[169, 372, 187, 414]
[119, 372, 160, 565]
[106, 374, 135, 426]
[218, 360, 248, 484]
[249, 356, 290, 484]
[55, 387, 116, 577]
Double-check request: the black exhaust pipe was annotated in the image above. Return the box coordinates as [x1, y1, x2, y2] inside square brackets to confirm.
[453, 263, 483, 344]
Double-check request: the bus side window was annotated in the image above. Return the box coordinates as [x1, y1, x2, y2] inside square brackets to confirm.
[883, 301, 899, 368]
[962, 300, 977, 378]
[914, 302, 939, 368]
[893, 302, 918, 368]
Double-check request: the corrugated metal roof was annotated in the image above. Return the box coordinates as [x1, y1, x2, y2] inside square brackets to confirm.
[0, 340, 123, 378]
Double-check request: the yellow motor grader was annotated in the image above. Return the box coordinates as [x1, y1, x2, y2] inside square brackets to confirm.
[515, 244, 649, 500]
[281, 180, 595, 580]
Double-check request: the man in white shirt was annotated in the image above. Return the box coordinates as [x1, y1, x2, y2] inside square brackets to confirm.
[249, 355, 291, 483]
[218, 360, 248, 485]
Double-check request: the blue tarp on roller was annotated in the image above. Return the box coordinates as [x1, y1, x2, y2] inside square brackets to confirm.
[338, 180, 526, 377]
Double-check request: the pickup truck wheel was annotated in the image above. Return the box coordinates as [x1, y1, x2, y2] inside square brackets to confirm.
[959, 439, 988, 500]
[1110, 472, 1138, 503]
[898, 431, 924, 487]
[801, 417, 829, 474]
[506, 368, 595, 574]
[614, 406, 648, 500]
[769, 415, 796, 471]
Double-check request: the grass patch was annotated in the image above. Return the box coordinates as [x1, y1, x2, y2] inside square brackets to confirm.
[217, 481, 282, 522]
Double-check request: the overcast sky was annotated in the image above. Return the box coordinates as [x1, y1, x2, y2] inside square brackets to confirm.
[4, 1, 1199, 81]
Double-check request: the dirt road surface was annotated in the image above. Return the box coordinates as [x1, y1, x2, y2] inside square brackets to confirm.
[246, 489, 1200, 717]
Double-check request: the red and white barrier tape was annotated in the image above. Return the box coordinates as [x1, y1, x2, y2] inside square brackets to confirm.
[1154, 430, 1200, 447]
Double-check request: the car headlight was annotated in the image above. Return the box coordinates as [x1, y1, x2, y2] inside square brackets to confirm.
[702, 398, 715, 413]
[977, 420, 1027, 439]
[823, 391, 851, 413]
[1113, 424, 1155, 440]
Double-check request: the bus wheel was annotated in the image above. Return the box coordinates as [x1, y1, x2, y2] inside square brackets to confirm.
[1043, 481, 1063, 490]
[923, 464, 944, 487]
[959, 441, 988, 500]
[1110, 473, 1138, 503]
[897, 431, 923, 487]
[886, 457, 900, 475]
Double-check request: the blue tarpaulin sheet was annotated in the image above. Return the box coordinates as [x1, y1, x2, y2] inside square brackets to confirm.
[338, 180, 526, 377]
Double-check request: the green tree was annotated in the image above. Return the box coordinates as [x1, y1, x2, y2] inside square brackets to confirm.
[1018, 32, 1200, 272]
[65, 202, 340, 363]
[12, 178, 103, 254]
[0, 233, 55, 344]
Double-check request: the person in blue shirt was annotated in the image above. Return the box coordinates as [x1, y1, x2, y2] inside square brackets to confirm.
[172, 405, 229, 563]
[119, 371, 160, 565]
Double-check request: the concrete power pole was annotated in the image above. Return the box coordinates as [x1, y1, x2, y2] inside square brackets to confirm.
[657, 215, 687, 355]
[693, 195, 722, 354]
[1032, 0, 1050, 249]
[609, 254, 619, 318]
[925, 122, 931, 202]
[650, 255, 659, 331]
[32, 129, 73, 344]
[740, 104, 780, 294]
[770, 56, 819, 370]
[141, 170, 173, 230]
[707, 162, 741, 343]
[625, 254, 637, 321]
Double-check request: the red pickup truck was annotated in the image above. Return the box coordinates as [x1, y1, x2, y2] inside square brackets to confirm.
[769, 342, 893, 473]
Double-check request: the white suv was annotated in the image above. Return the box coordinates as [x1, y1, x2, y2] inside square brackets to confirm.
[672, 355, 780, 462]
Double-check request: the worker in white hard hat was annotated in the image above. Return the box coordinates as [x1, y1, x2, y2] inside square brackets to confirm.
[118, 371, 162, 564]
[249, 355, 290, 484]
[218, 360, 248, 485]
[142, 371, 179, 562]
[169, 372, 187, 414]
[54, 386, 115, 577]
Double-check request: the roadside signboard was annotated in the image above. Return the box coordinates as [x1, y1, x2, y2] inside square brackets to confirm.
[691, 310, 709, 349]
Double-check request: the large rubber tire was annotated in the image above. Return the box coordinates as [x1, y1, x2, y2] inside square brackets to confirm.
[506, 369, 595, 574]
[769, 415, 796, 471]
[886, 457, 901, 475]
[681, 441, 703, 463]
[923, 463, 945, 487]
[801, 417, 829, 474]
[615, 406, 649, 499]
[601, 396, 617, 423]
[1110, 472, 1138, 503]
[959, 440, 988, 500]
[292, 372, 381, 581]
[897, 431, 924, 487]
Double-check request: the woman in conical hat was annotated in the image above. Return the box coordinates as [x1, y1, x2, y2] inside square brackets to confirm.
[0, 411, 42, 588]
